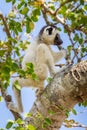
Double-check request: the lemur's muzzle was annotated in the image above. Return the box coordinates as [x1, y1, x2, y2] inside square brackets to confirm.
[54, 34, 63, 45]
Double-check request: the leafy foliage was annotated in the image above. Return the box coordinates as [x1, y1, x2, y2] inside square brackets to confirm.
[0, 0, 87, 129]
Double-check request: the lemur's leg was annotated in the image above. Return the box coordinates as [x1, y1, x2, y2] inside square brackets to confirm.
[8, 76, 44, 112]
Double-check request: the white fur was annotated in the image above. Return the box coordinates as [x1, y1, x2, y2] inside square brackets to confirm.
[8, 26, 66, 113]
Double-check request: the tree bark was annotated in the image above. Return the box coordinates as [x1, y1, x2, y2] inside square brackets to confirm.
[25, 60, 87, 130]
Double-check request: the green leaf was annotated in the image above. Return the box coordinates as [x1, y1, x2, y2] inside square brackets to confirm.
[0, 50, 6, 57]
[27, 124, 36, 130]
[8, 11, 16, 18]
[65, 110, 70, 118]
[2, 81, 10, 89]
[19, 41, 30, 50]
[26, 21, 31, 33]
[84, 5, 87, 10]
[82, 47, 87, 53]
[2, 66, 10, 78]
[9, 20, 22, 35]
[17, 2, 25, 9]
[25, 113, 33, 118]
[16, 118, 24, 125]
[12, 0, 16, 4]
[58, 6, 67, 17]
[18, 69, 26, 77]
[26, 62, 34, 74]
[57, 27, 62, 31]
[8, 38, 17, 43]
[78, 102, 81, 106]
[46, 77, 52, 83]
[49, 5, 55, 11]
[42, 118, 51, 128]
[6, 0, 12, 2]
[80, 0, 84, 5]
[0, 96, 3, 102]
[26, 62, 34, 69]
[67, 45, 72, 55]
[72, 108, 77, 115]
[14, 47, 20, 56]
[32, 9, 40, 16]
[81, 46, 87, 53]
[73, 34, 79, 41]
[82, 100, 87, 107]
[44, 118, 51, 125]
[29, 22, 34, 30]
[31, 73, 38, 80]
[14, 80, 21, 90]
[12, 62, 19, 71]
[21, 7, 29, 14]
[16, 22, 22, 32]
[6, 121, 14, 129]
[48, 110, 55, 115]
[31, 15, 38, 22]
[67, 45, 72, 51]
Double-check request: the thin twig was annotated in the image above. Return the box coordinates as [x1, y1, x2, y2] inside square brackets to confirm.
[55, 0, 71, 15]
[42, 4, 72, 33]
[81, 53, 87, 59]
[0, 83, 22, 120]
[63, 122, 87, 129]
[42, 10, 51, 25]
[0, 12, 12, 57]
[72, 4, 81, 12]
[68, 33, 80, 63]
[0, 12, 11, 40]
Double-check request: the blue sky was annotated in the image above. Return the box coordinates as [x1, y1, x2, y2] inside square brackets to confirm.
[0, 0, 87, 130]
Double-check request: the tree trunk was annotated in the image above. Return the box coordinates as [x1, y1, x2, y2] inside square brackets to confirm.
[25, 60, 87, 130]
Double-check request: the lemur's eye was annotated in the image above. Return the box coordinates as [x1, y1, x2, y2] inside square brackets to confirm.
[46, 27, 53, 35]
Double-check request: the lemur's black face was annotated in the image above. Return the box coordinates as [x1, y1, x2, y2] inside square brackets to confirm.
[39, 25, 63, 45]
[54, 33, 63, 45]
